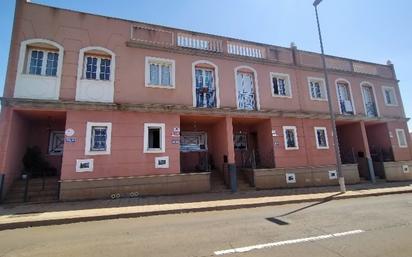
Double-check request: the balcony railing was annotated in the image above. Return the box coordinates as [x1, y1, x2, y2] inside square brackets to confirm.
[129, 24, 395, 79]
[177, 34, 223, 53]
[227, 42, 264, 58]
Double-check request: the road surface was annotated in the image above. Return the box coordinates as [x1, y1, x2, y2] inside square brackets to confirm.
[0, 193, 411, 257]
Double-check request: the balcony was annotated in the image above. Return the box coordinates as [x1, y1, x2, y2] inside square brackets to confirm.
[128, 24, 395, 80]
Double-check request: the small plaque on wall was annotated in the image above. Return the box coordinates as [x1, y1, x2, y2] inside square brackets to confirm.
[155, 156, 169, 169]
[76, 159, 94, 172]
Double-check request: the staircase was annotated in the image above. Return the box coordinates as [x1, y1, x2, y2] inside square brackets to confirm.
[237, 171, 255, 192]
[4, 177, 59, 204]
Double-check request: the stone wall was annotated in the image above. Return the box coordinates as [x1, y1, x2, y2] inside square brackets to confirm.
[251, 164, 359, 190]
[383, 161, 412, 181]
[59, 172, 211, 201]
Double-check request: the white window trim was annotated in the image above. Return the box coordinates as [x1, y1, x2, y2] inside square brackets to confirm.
[192, 60, 220, 108]
[144, 123, 166, 153]
[381, 86, 399, 107]
[360, 81, 380, 117]
[270, 72, 292, 98]
[85, 122, 112, 155]
[314, 126, 329, 149]
[335, 78, 357, 115]
[234, 65, 261, 110]
[145, 56, 176, 89]
[307, 77, 327, 101]
[395, 129, 408, 148]
[26, 49, 59, 76]
[283, 126, 299, 150]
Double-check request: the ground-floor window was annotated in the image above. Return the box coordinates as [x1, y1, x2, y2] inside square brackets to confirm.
[85, 122, 112, 155]
[144, 123, 165, 153]
[283, 126, 298, 150]
[48, 131, 64, 155]
[396, 129, 408, 148]
[234, 133, 247, 150]
[314, 127, 329, 149]
[180, 132, 207, 152]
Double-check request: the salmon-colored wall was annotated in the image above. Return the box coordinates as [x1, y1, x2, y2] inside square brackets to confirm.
[337, 123, 368, 160]
[61, 111, 180, 180]
[366, 123, 392, 153]
[0, 109, 30, 195]
[4, 2, 406, 121]
[386, 121, 412, 161]
[210, 118, 234, 170]
[271, 118, 336, 168]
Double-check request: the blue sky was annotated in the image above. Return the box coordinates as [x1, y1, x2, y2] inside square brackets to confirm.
[1, 0, 411, 128]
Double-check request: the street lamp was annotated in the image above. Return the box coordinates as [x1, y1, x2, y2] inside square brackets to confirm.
[313, 0, 346, 193]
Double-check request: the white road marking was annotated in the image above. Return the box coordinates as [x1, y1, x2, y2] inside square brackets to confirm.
[214, 229, 364, 255]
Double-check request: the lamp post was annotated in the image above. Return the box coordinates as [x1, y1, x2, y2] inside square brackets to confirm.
[313, 0, 346, 193]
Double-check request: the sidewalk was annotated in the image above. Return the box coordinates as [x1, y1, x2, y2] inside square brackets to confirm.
[0, 181, 411, 230]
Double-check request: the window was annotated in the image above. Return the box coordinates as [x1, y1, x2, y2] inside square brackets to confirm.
[314, 127, 329, 149]
[27, 49, 59, 76]
[236, 71, 256, 110]
[395, 129, 408, 148]
[180, 132, 207, 152]
[144, 123, 166, 153]
[271, 73, 291, 97]
[145, 57, 175, 88]
[382, 87, 398, 106]
[283, 126, 298, 150]
[85, 122, 112, 155]
[234, 134, 247, 150]
[308, 77, 327, 100]
[361, 83, 378, 117]
[337, 81, 354, 115]
[48, 131, 64, 155]
[84, 55, 111, 81]
[195, 68, 216, 108]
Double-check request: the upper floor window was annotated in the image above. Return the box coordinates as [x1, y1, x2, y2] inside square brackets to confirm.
[336, 81, 354, 115]
[84, 55, 111, 81]
[382, 86, 398, 106]
[235, 66, 259, 110]
[145, 57, 175, 88]
[361, 82, 378, 117]
[195, 68, 216, 107]
[27, 49, 59, 76]
[395, 129, 408, 148]
[283, 126, 299, 150]
[271, 72, 291, 97]
[85, 122, 112, 155]
[308, 77, 327, 101]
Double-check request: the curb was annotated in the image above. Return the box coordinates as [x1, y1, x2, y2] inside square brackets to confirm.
[1, 188, 411, 231]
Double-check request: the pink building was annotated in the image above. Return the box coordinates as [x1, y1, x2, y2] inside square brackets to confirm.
[1, 1, 411, 202]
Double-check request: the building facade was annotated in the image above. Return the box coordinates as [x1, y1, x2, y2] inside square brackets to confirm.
[0, 1, 411, 201]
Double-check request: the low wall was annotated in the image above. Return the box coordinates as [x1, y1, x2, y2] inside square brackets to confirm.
[59, 172, 211, 201]
[251, 164, 359, 190]
[383, 161, 412, 181]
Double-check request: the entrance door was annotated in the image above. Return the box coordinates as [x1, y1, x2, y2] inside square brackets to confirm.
[362, 85, 378, 117]
[236, 72, 256, 110]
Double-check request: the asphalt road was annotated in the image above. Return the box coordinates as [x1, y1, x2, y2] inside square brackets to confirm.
[0, 193, 411, 257]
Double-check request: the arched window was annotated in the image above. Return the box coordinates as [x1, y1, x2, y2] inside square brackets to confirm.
[335, 78, 355, 115]
[192, 60, 220, 108]
[14, 39, 64, 100]
[76, 46, 115, 103]
[234, 66, 260, 110]
[360, 81, 379, 117]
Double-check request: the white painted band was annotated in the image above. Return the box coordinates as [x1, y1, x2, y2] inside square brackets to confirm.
[214, 229, 364, 255]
